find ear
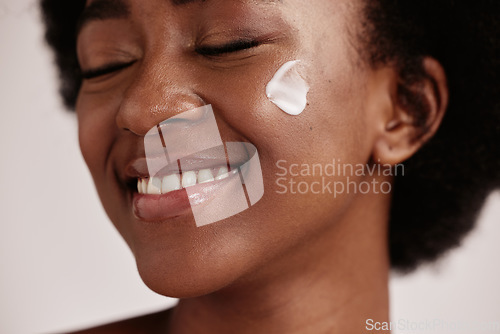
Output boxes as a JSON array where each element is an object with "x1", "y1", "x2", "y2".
[{"x1": 371, "y1": 57, "x2": 449, "y2": 165}]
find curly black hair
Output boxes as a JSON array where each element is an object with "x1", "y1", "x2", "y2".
[{"x1": 40, "y1": 0, "x2": 500, "y2": 272}]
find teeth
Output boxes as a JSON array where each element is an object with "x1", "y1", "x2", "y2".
[
  {"x1": 162, "y1": 174, "x2": 181, "y2": 193},
  {"x1": 137, "y1": 167, "x2": 236, "y2": 195},
  {"x1": 215, "y1": 166, "x2": 229, "y2": 180},
  {"x1": 181, "y1": 171, "x2": 197, "y2": 188},
  {"x1": 197, "y1": 169, "x2": 214, "y2": 183},
  {"x1": 147, "y1": 177, "x2": 162, "y2": 195}
]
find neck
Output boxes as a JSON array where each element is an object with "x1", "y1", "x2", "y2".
[{"x1": 167, "y1": 181, "x2": 391, "y2": 334}]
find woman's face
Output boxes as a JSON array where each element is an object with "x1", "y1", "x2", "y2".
[{"x1": 76, "y1": 0, "x2": 380, "y2": 297}]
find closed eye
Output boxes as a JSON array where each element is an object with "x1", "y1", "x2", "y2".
[
  {"x1": 81, "y1": 61, "x2": 136, "y2": 80},
  {"x1": 195, "y1": 39, "x2": 260, "y2": 56}
]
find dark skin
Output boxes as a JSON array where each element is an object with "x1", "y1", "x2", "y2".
[{"x1": 73, "y1": 0, "x2": 448, "y2": 333}]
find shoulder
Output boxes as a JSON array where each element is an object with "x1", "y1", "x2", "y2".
[{"x1": 65, "y1": 308, "x2": 173, "y2": 334}]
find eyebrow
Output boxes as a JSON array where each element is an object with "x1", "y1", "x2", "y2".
[
  {"x1": 77, "y1": 0, "x2": 130, "y2": 33},
  {"x1": 77, "y1": 0, "x2": 207, "y2": 33},
  {"x1": 77, "y1": 0, "x2": 277, "y2": 33}
]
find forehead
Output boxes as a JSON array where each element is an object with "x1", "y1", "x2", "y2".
[
  {"x1": 79, "y1": 0, "x2": 284, "y2": 31},
  {"x1": 83, "y1": 0, "x2": 282, "y2": 13}
]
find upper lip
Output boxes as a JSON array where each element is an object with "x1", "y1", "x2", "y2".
[{"x1": 120, "y1": 142, "x2": 253, "y2": 190}]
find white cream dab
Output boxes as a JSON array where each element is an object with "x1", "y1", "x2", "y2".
[{"x1": 266, "y1": 60, "x2": 310, "y2": 116}]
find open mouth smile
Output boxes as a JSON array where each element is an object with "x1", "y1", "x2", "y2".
[{"x1": 136, "y1": 166, "x2": 237, "y2": 195}]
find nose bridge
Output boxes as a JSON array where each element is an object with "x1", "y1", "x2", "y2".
[{"x1": 116, "y1": 56, "x2": 204, "y2": 136}]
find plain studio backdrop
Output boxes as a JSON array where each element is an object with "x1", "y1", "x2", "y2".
[{"x1": 0, "y1": 2, "x2": 499, "y2": 334}]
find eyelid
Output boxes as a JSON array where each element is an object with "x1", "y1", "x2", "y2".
[
  {"x1": 81, "y1": 60, "x2": 137, "y2": 80},
  {"x1": 195, "y1": 39, "x2": 261, "y2": 56}
]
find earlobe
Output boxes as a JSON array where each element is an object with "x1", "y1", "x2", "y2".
[{"x1": 372, "y1": 57, "x2": 449, "y2": 165}]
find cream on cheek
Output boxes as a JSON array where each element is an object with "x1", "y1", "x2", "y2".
[{"x1": 265, "y1": 60, "x2": 310, "y2": 116}]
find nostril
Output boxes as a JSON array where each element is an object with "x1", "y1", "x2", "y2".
[
  {"x1": 151, "y1": 95, "x2": 207, "y2": 116},
  {"x1": 116, "y1": 90, "x2": 207, "y2": 136}
]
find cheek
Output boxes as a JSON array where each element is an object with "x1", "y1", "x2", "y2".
[
  {"x1": 303, "y1": 32, "x2": 371, "y2": 166},
  {"x1": 307, "y1": 73, "x2": 369, "y2": 160},
  {"x1": 76, "y1": 95, "x2": 117, "y2": 183},
  {"x1": 225, "y1": 55, "x2": 370, "y2": 243},
  {"x1": 76, "y1": 95, "x2": 133, "y2": 240}
]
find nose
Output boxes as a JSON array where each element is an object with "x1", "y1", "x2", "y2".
[{"x1": 115, "y1": 58, "x2": 205, "y2": 136}]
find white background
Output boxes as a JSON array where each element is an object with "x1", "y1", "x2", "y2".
[{"x1": 0, "y1": 2, "x2": 498, "y2": 333}]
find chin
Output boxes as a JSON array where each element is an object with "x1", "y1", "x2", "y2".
[{"x1": 133, "y1": 241, "x2": 251, "y2": 298}]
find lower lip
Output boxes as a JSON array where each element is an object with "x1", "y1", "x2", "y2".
[{"x1": 132, "y1": 172, "x2": 238, "y2": 223}]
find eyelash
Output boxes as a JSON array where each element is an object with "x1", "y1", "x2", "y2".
[
  {"x1": 80, "y1": 40, "x2": 260, "y2": 79},
  {"x1": 81, "y1": 61, "x2": 136, "y2": 80},
  {"x1": 195, "y1": 39, "x2": 261, "y2": 56}
]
